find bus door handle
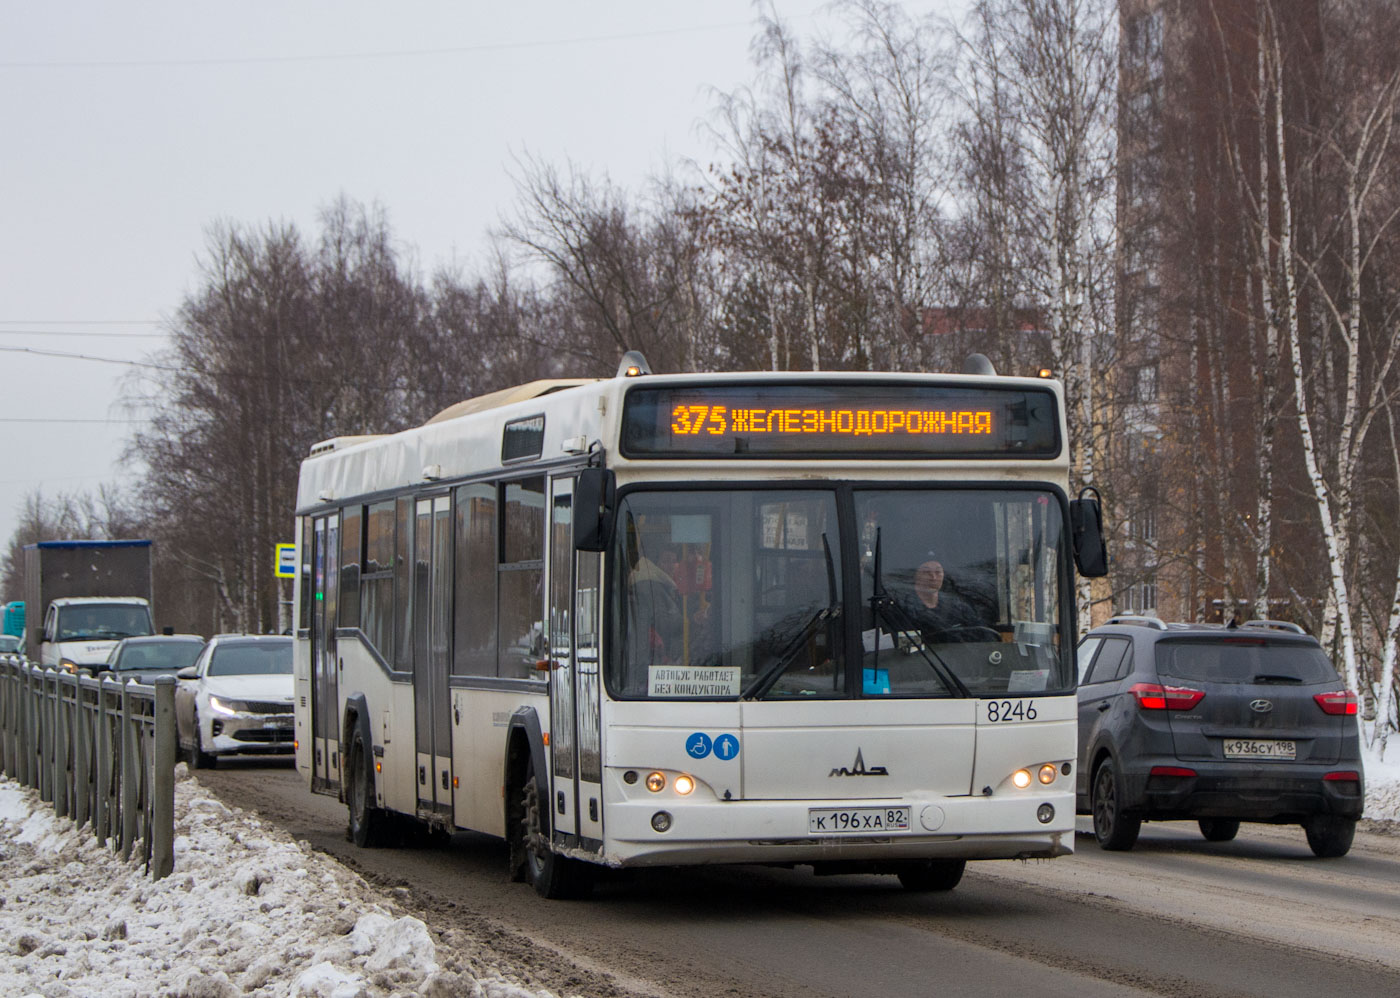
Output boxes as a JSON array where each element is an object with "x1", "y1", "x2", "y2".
[{"x1": 1096, "y1": 701, "x2": 1110, "y2": 712}]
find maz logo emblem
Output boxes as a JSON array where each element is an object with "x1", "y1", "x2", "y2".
[
  {"x1": 1250, "y1": 699, "x2": 1274, "y2": 714},
  {"x1": 829, "y1": 748, "x2": 888, "y2": 777}
]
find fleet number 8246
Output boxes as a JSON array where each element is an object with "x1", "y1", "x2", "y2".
[{"x1": 985, "y1": 700, "x2": 1038, "y2": 722}]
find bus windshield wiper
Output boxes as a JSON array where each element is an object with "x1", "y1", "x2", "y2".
[
  {"x1": 742, "y1": 604, "x2": 840, "y2": 699},
  {"x1": 743, "y1": 533, "x2": 840, "y2": 700},
  {"x1": 869, "y1": 528, "x2": 971, "y2": 699}
]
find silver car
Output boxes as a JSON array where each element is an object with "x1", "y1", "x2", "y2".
[{"x1": 175, "y1": 634, "x2": 293, "y2": 768}]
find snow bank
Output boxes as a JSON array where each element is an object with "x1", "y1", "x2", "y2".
[
  {"x1": 1363, "y1": 738, "x2": 1400, "y2": 823},
  {"x1": 2, "y1": 746, "x2": 1397, "y2": 996},
  {"x1": 0, "y1": 770, "x2": 558, "y2": 998}
]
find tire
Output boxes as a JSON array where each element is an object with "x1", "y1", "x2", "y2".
[
  {"x1": 517, "y1": 760, "x2": 594, "y2": 899},
  {"x1": 1303, "y1": 815, "x2": 1355, "y2": 858},
  {"x1": 1091, "y1": 757, "x2": 1141, "y2": 851},
  {"x1": 896, "y1": 859, "x2": 966, "y2": 892},
  {"x1": 347, "y1": 736, "x2": 388, "y2": 848},
  {"x1": 188, "y1": 713, "x2": 217, "y2": 770},
  {"x1": 1198, "y1": 818, "x2": 1240, "y2": 842}
]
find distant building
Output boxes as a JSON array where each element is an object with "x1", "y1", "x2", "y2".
[{"x1": 1116, "y1": 0, "x2": 1323, "y2": 623}]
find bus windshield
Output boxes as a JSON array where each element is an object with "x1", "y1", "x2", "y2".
[{"x1": 607, "y1": 487, "x2": 1070, "y2": 700}]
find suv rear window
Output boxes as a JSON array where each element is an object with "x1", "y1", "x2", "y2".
[{"x1": 1155, "y1": 638, "x2": 1338, "y2": 684}]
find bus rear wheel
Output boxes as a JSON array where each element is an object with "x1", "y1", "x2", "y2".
[
  {"x1": 896, "y1": 859, "x2": 966, "y2": 891},
  {"x1": 347, "y1": 735, "x2": 387, "y2": 848},
  {"x1": 517, "y1": 760, "x2": 594, "y2": 899}
]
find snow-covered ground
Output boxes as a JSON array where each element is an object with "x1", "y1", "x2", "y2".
[
  {"x1": 0, "y1": 766, "x2": 555, "y2": 998},
  {"x1": 1361, "y1": 738, "x2": 1400, "y2": 826},
  {"x1": 2, "y1": 744, "x2": 1399, "y2": 998}
]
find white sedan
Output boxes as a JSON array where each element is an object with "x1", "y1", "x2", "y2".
[{"x1": 175, "y1": 634, "x2": 293, "y2": 768}]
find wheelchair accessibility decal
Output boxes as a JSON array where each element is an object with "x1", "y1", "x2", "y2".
[{"x1": 686, "y1": 732, "x2": 740, "y2": 760}]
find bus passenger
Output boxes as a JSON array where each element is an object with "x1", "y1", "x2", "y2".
[{"x1": 626, "y1": 545, "x2": 683, "y2": 668}]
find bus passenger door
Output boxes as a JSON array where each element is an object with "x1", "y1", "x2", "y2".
[
  {"x1": 574, "y1": 529, "x2": 605, "y2": 846},
  {"x1": 413, "y1": 496, "x2": 454, "y2": 819},
  {"x1": 310, "y1": 514, "x2": 339, "y2": 791},
  {"x1": 548, "y1": 477, "x2": 604, "y2": 852}
]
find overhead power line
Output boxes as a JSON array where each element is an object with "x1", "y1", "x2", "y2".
[
  {"x1": 0, "y1": 343, "x2": 406, "y2": 392},
  {"x1": 0, "y1": 330, "x2": 165, "y2": 338},
  {"x1": 0, "y1": 473, "x2": 117, "y2": 486},
  {"x1": 0, "y1": 417, "x2": 148, "y2": 424},
  {"x1": 0, "y1": 20, "x2": 753, "y2": 70}
]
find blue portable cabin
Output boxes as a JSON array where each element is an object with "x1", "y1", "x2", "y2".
[{"x1": 1, "y1": 601, "x2": 23, "y2": 639}]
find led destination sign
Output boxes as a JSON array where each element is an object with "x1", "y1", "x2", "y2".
[
  {"x1": 622, "y1": 384, "x2": 1060, "y2": 458},
  {"x1": 671, "y1": 403, "x2": 993, "y2": 438}
]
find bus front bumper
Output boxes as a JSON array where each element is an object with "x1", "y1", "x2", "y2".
[{"x1": 602, "y1": 790, "x2": 1075, "y2": 867}]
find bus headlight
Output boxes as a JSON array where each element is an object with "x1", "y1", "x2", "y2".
[
  {"x1": 1012, "y1": 769, "x2": 1032, "y2": 789},
  {"x1": 1039, "y1": 764, "x2": 1058, "y2": 785},
  {"x1": 645, "y1": 772, "x2": 666, "y2": 793},
  {"x1": 651, "y1": 811, "x2": 673, "y2": 832},
  {"x1": 673, "y1": 775, "x2": 695, "y2": 795},
  {"x1": 1037, "y1": 803, "x2": 1055, "y2": 824}
]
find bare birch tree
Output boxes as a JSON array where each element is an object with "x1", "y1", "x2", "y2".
[{"x1": 954, "y1": 0, "x2": 1118, "y2": 628}]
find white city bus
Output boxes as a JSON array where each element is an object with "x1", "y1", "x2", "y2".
[{"x1": 293, "y1": 353, "x2": 1107, "y2": 897}]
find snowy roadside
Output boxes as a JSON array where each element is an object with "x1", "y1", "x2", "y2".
[
  {"x1": 2, "y1": 745, "x2": 1399, "y2": 998},
  {"x1": 0, "y1": 767, "x2": 559, "y2": 998},
  {"x1": 1362, "y1": 739, "x2": 1400, "y2": 827}
]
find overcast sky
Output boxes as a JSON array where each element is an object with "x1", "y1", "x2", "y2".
[{"x1": 0, "y1": 1, "x2": 957, "y2": 564}]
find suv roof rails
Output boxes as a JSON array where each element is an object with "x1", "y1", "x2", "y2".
[
  {"x1": 1105, "y1": 614, "x2": 1169, "y2": 630},
  {"x1": 1241, "y1": 619, "x2": 1307, "y2": 635}
]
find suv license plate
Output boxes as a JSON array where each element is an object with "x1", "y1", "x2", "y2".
[
  {"x1": 808, "y1": 806, "x2": 911, "y2": 834},
  {"x1": 1223, "y1": 738, "x2": 1296, "y2": 760}
]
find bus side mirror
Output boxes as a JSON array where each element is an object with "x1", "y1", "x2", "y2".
[
  {"x1": 1070, "y1": 488, "x2": 1108, "y2": 578},
  {"x1": 575, "y1": 466, "x2": 616, "y2": 552}
]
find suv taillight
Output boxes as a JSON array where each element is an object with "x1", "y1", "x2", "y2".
[
  {"x1": 1313, "y1": 690, "x2": 1358, "y2": 715},
  {"x1": 1130, "y1": 682, "x2": 1205, "y2": 710}
]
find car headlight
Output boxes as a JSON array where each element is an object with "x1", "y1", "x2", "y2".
[
  {"x1": 208, "y1": 695, "x2": 241, "y2": 716},
  {"x1": 59, "y1": 658, "x2": 80, "y2": 673}
]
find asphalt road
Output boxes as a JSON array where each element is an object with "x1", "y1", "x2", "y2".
[{"x1": 194, "y1": 758, "x2": 1400, "y2": 998}]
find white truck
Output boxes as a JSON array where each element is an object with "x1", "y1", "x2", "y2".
[{"x1": 22, "y1": 540, "x2": 155, "y2": 672}]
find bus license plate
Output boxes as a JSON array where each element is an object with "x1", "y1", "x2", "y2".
[
  {"x1": 808, "y1": 806, "x2": 911, "y2": 834},
  {"x1": 1223, "y1": 738, "x2": 1296, "y2": 760}
]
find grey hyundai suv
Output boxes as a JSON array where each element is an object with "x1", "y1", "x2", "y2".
[{"x1": 1076, "y1": 617, "x2": 1364, "y2": 857}]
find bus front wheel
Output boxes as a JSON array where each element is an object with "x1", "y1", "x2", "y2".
[{"x1": 516, "y1": 759, "x2": 594, "y2": 899}]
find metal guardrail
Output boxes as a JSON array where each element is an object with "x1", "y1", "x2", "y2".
[{"x1": 0, "y1": 652, "x2": 175, "y2": 879}]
